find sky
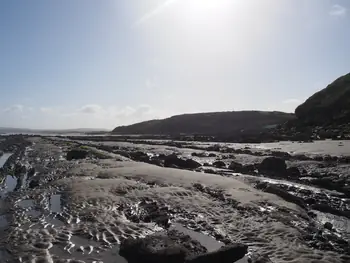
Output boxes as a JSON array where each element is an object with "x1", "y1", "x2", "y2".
[{"x1": 1, "y1": 0, "x2": 350, "y2": 129}]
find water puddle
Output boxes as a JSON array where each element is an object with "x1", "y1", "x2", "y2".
[
  {"x1": 172, "y1": 223, "x2": 223, "y2": 252},
  {"x1": 50, "y1": 194, "x2": 62, "y2": 213},
  {"x1": 0, "y1": 214, "x2": 8, "y2": 228},
  {"x1": 172, "y1": 223, "x2": 249, "y2": 263},
  {"x1": 0, "y1": 153, "x2": 12, "y2": 167},
  {"x1": 0, "y1": 175, "x2": 18, "y2": 196},
  {"x1": 18, "y1": 199, "x2": 34, "y2": 208}
]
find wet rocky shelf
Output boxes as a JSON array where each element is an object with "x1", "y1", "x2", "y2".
[{"x1": 0, "y1": 135, "x2": 349, "y2": 263}]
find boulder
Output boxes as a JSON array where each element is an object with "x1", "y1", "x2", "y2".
[
  {"x1": 129, "y1": 151, "x2": 150, "y2": 162},
  {"x1": 212, "y1": 161, "x2": 226, "y2": 168},
  {"x1": 120, "y1": 231, "x2": 207, "y2": 263},
  {"x1": 27, "y1": 167, "x2": 35, "y2": 178},
  {"x1": 228, "y1": 161, "x2": 243, "y2": 172},
  {"x1": 120, "y1": 236, "x2": 188, "y2": 263},
  {"x1": 164, "y1": 155, "x2": 201, "y2": 170},
  {"x1": 311, "y1": 204, "x2": 350, "y2": 219},
  {"x1": 14, "y1": 163, "x2": 26, "y2": 175},
  {"x1": 305, "y1": 197, "x2": 316, "y2": 205},
  {"x1": 324, "y1": 222, "x2": 333, "y2": 231},
  {"x1": 66, "y1": 149, "x2": 88, "y2": 160},
  {"x1": 286, "y1": 167, "x2": 301, "y2": 178},
  {"x1": 29, "y1": 179, "x2": 39, "y2": 189},
  {"x1": 258, "y1": 157, "x2": 287, "y2": 175},
  {"x1": 261, "y1": 184, "x2": 306, "y2": 209},
  {"x1": 186, "y1": 243, "x2": 248, "y2": 263}
]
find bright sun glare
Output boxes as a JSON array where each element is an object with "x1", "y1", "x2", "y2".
[{"x1": 181, "y1": 0, "x2": 235, "y2": 24}]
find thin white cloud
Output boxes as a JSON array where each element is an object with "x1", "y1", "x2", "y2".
[
  {"x1": 3, "y1": 104, "x2": 24, "y2": 113},
  {"x1": 133, "y1": 0, "x2": 177, "y2": 27},
  {"x1": 78, "y1": 104, "x2": 103, "y2": 114},
  {"x1": 329, "y1": 4, "x2": 347, "y2": 17}
]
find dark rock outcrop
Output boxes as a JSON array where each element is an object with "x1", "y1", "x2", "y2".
[
  {"x1": 311, "y1": 204, "x2": 350, "y2": 219},
  {"x1": 256, "y1": 182, "x2": 306, "y2": 209},
  {"x1": 120, "y1": 231, "x2": 207, "y2": 263},
  {"x1": 164, "y1": 155, "x2": 201, "y2": 170},
  {"x1": 258, "y1": 157, "x2": 287, "y2": 175},
  {"x1": 228, "y1": 161, "x2": 243, "y2": 172},
  {"x1": 212, "y1": 161, "x2": 226, "y2": 168},
  {"x1": 186, "y1": 243, "x2": 248, "y2": 263},
  {"x1": 66, "y1": 149, "x2": 88, "y2": 160},
  {"x1": 324, "y1": 222, "x2": 333, "y2": 231},
  {"x1": 286, "y1": 167, "x2": 301, "y2": 178}
]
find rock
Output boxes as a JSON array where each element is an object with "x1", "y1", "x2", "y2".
[
  {"x1": 120, "y1": 231, "x2": 207, "y2": 263},
  {"x1": 286, "y1": 167, "x2": 301, "y2": 178},
  {"x1": 212, "y1": 161, "x2": 226, "y2": 168},
  {"x1": 129, "y1": 151, "x2": 149, "y2": 162},
  {"x1": 221, "y1": 154, "x2": 236, "y2": 159},
  {"x1": 255, "y1": 182, "x2": 268, "y2": 190},
  {"x1": 228, "y1": 162, "x2": 255, "y2": 174},
  {"x1": 208, "y1": 153, "x2": 217, "y2": 157},
  {"x1": 305, "y1": 197, "x2": 316, "y2": 205},
  {"x1": 29, "y1": 179, "x2": 39, "y2": 189},
  {"x1": 248, "y1": 254, "x2": 273, "y2": 263},
  {"x1": 192, "y1": 152, "x2": 210, "y2": 157},
  {"x1": 324, "y1": 222, "x2": 333, "y2": 231},
  {"x1": 66, "y1": 149, "x2": 88, "y2": 160},
  {"x1": 27, "y1": 167, "x2": 35, "y2": 177},
  {"x1": 311, "y1": 204, "x2": 350, "y2": 219},
  {"x1": 164, "y1": 155, "x2": 201, "y2": 170},
  {"x1": 207, "y1": 145, "x2": 221, "y2": 152},
  {"x1": 120, "y1": 236, "x2": 188, "y2": 263},
  {"x1": 228, "y1": 161, "x2": 243, "y2": 172},
  {"x1": 242, "y1": 164, "x2": 257, "y2": 174},
  {"x1": 307, "y1": 211, "x2": 317, "y2": 218},
  {"x1": 294, "y1": 154, "x2": 311, "y2": 161},
  {"x1": 186, "y1": 243, "x2": 248, "y2": 263},
  {"x1": 263, "y1": 185, "x2": 306, "y2": 208},
  {"x1": 203, "y1": 169, "x2": 216, "y2": 174},
  {"x1": 271, "y1": 151, "x2": 291, "y2": 159},
  {"x1": 314, "y1": 156, "x2": 324, "y2": 162},
  {"x1": 258, "y1": 157, "x2": 287, "y2": 176},
  {"x1": 148, "y1": 158, "x2": 164, "y2": 167},
  {"x1": 14, "y1": 163, "x2": 26, "y2": 175},
  {"x1": 122, "y1": 199, "x2": 171, "y2": 228}
]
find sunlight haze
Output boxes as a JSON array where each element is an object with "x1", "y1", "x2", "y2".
[{"x1": 1, "y1": 0, "x2": 350, "y2": 129}]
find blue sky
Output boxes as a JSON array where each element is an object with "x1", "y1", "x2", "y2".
[{"x1": 1, "y1": 0, "x2": 350, "y2": 129}]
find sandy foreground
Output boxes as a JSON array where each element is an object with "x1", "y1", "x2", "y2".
[{"x1": 0, "y1": 137, "x2": 349, "y2": 263}]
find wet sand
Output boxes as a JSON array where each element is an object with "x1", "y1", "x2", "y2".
[{"x1": 0, "y1": 136, "x2": 349, "y2": 263}]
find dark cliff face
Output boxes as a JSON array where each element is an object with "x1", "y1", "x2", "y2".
[
  {"x1": 295, "y1": 73, "x2": 350, "y2": 125},
  {"x1": 112, "y1": 111, "x2": 295, "y2": 136}
]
